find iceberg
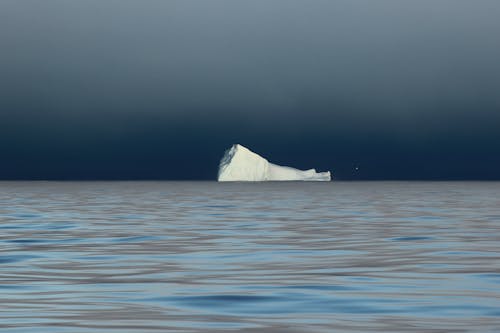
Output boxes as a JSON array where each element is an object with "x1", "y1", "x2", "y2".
[{"x1": 217, "y1": 144, "x2": 331, "y2": 182}]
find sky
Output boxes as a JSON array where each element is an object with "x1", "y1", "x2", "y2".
[{"x1": 1, "y1": 0, "x2": 500, "y2": 180}]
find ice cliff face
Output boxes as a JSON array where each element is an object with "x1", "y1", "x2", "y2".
[{"x1": 217, "y1": 144, "x2": 331, "y2": 182}]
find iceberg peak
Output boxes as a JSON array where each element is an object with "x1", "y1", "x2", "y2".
[{"x1": 217, "y1": 144, "x2": 331, "y2": 182}]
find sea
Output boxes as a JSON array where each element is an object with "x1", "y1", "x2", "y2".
[{"x1": 0, "y1": 181, "x2": 499, "y2": 332}]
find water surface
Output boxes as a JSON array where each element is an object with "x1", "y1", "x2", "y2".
[{"x1": 1, "y1": 181, "x2": 499, "y2": 332}]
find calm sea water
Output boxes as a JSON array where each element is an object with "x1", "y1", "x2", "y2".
[{"x1": 1, "y1": 181, "x2": 499, "y2": 332}]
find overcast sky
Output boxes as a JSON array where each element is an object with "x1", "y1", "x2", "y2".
[{"x1": 1, "y1": 0, "x2": 500, "y2": 179}]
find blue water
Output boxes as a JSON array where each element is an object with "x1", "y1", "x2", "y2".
[{"x1": 0, "y1": 181, "x2": 499, "y2": 332}]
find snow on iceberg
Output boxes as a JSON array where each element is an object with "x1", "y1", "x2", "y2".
[{"x1": 217, "y1": 144, "x2": 331, "y2": 182}]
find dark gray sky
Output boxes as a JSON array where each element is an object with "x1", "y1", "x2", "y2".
[{"x1": 1, "y1": 0, "x2": 500, "y2": 179}]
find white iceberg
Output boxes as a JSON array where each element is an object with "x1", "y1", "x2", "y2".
[{"x1": 217, "y1": 144, "x2": 331, "y2": 182}]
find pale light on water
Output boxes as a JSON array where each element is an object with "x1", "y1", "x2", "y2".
[{"x1": 1, "y1": 181, "x2": 500, "y2": 332}]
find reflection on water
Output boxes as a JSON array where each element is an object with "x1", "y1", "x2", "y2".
[{"x1": 0, "y1": 181, "x2": 499, "y2": 332}]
